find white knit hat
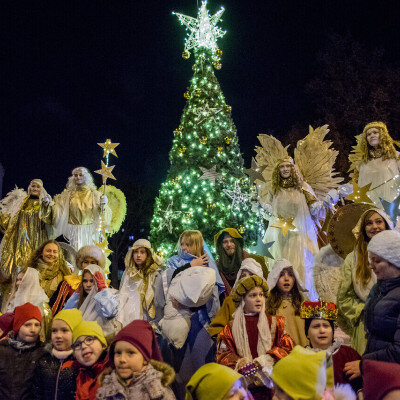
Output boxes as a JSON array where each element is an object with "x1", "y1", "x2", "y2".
[
  {"x1": 233, "y1": 257, "x2": 263, "y2": 287},
  {"x1": 267, "y1": 259, "x2": 307, "y2": 292},
  {"x1": 367, "y1": 230, "x2": 400, "y2": 268}
]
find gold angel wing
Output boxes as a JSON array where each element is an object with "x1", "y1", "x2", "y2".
[
  {"x1": 294, "y1": 125, "x2": 342, "y2": 199},
  {"x1": 104, "y1": 185, "x2": 127, "y2": 236},
  {"x1": 348, "y1": 133, "x2": 364, "y2": 181},
  {"x1": 254, "y1": 134, "x2": 289, "y2": 192}
]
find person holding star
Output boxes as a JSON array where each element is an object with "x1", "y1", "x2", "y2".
[{"x1": 40, "y1": 167, "x2": 112, "y2": 251}]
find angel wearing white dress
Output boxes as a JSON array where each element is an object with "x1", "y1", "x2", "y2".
[
  {"x1": 349, "y1": 121, "x2": 400, "y2": 207},
  {"x1": 254, "y1": 125, "x2": 346, "y2": 300}
]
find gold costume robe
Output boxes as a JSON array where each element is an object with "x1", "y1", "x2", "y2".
[
  {"x1": 0, "y1": 197, "x2": 48, "y2": 281},
  {"x1": 36, "y1": 259, "x2": 71, "y2": 298}
]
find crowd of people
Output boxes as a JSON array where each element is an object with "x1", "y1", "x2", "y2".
[{"x1": 0, "y1": 120, "x2": 399, "y2": 400}]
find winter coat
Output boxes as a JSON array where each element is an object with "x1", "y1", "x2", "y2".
[
  {"x1": 33, "y1": 346, "x2": 77, "y2": 400},
  {"x1": 96, "y1": 360, "x2": 176, "y2": 400},
  {"x1": 0, "y1": 333, "x2": 45, "y2": 400},
  {"x1": 363, "y1": 276, "x2": 400, "y2": 363}
]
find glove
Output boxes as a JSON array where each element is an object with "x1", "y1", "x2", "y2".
[
  {"x1": 338, "y1": 183, "x2": 353, "y2": 198},
  {"x1": 42, "y1": 194, "x2": 51, "y2": 206},
  {"x1": 324, "y1": 189, "x2": 339, "y2": 205},
  {"x1": 94, "y1": 271, "x2": 107, "y2": 292},
  {"x1": 100, "y1": 195, "x2": 108, "y2": 205},
  {"x1": 310, "y1": 200, "x2": 324, "y2": 217}
]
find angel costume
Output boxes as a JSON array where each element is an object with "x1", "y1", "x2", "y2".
[
  {"x1": 0, "y1": 180, "x2": 49, "y2": 283},
  {"x1": 40, "y1": 167, "x2": 111, "y2": 250},
  {"x1": 254, "y1": 126, "x2": 342, "y2": 300},
  {"x1": 349, "y1": 121, "x2": 400, "y2": 208}
]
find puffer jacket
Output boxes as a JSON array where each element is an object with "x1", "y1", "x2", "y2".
[
  {"x1": 363, "y1": 276, "x2": 400, "y2": 362},
  {"x1": 0, "y1": 333, "x2": 45, "y2": 400},
  {"x1": 96, "y1": 360, "x2": 176, "y2": 400},
  {"x1": 33, "y1": 345, "x2": 77, "y2": 400}
]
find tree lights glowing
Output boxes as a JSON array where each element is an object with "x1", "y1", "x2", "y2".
[{"x1": 149, "y1": 2, "x2": 260, "y2": 256}]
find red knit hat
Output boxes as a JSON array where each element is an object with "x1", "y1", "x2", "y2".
[
  {"x1": 109, "y1": 320, "x2": 162, "y2": 367},
  {"x1": 0, "y1": 312, "x2": 14, "y2": 338},
  {"x1": 12, "y1": 303, "x2": 42, "y2": 333},
  {"x1": 362, "y1": 359, "x2": 400, "y2": 400}
]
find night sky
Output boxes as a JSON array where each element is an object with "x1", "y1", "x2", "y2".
[{"x1": 1, "y1": 0, "x2": 399, "y2": 197}]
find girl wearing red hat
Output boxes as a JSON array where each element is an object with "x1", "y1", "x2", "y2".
[
  {"x1": 0, "y1": 302, "x2": 45, "y2": 399},
  {"x1": 96, "y1": 320, "x2": 176, "y2": 400}
]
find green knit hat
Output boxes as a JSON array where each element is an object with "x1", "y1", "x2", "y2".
[
  {"x1": 54, "y1": 308, "x2": 82, "y2": 331},
  {"x1": 231, "y1": 275, "x2": 269, "y2": 308},
  {"x1": 72, "y1": 320, "x2": 107, "y2": 347},
  {"x1": 185, "y1": 363, "x2": 243, "y2": 400}
]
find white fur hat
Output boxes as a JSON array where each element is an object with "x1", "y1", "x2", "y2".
[
  {"x1": 267, "y1": 259, "x2": 307, "y2": 292},
  {"x1": 233, "y1": 258, "x2": 263, "y2": 287},
  {"x1": 367, "y1": 230, "x2": 400, "y2": 268}
]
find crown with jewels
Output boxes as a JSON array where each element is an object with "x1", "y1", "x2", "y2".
[{"x1": 300, "y1": 300, "x2": 338, "y2": 321}]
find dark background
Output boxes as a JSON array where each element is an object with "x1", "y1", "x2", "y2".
[{"x1": 1, "y1": 0, "x2": 400, "y2": 235}]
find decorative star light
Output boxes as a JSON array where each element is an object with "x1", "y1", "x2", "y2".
[
  {"x1": 94, "y1": 238, "x2": 113, "y2": 255},
  {"x1": 223, "y1": 181, "x2": 252, "y2": 211},
  {"x1": 380, "y1": 196, "x2": 400, "y2": 226},
  {"x1": 159, "y1": 202, "x2": 183, "y2": 234},
  {"x1": 199, "y1": 165, "x2": 222, "y2": 184},
  {"x1": 346, "y1": 181, "x2": 373, "y2": 204},
  {"x1": 194, "y1": 104, "x2": 222, "y2": 124},
  {"x1": 270, "y1": 215, "x2": 296, "y2": 237},
  {"x1": 95, "y1": 160, "x2": 116, "y2": 183},
  {"x1": 98, "y1": 139, "x2": 119, "y2": 158},
  {"x1": 245, "y1": 157, "x2": 264, "y2": 184},
  {"x1": 173, "y1": 0, "x2": 226, "y2": 52}
]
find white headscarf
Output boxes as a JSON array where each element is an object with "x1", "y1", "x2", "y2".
[
  {"x1": 267, "y1": 259, "x2": 307, "y2": 292},
  {"x1": 233, "y1": 258, "x2": 264, "y2": 287},
  {"x1": 6, "y1": 267, "x2": 49, "y2": 312}
]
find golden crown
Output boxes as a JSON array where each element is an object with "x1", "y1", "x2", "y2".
[{"x1": 300, "y1": 301, "x2": 338, "y2": 321}]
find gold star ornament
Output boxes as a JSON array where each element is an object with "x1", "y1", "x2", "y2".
[
  {"x1": 346, "y1": 181, "x2": 373, "y2": 204},
  {"x1": 94, "y1": 238, "x2": 113, "y2": 255},
  {"x1": 95, "y1": 160, "x2": 116, "y2": 183},
  {"x1": 270, "y1": 215, "x2": 296, "y2": 237},
  {"x1": 98, "y1": 139, "x2": 119, "y2": 158}
]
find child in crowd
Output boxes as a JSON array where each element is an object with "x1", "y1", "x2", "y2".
[
  {"x1": 118, "y1": 239, "x2": 163, "y2": 326},
  {"x1": 50, "y1": 244, "x2": 106, "y2": 314},
  {"x1": 185, "y1": 363, "x2": 254, "y2": 400},
  {"x1": 64, "y1": 264, "x2": 120, "y2": 340},
  {"x1": 5, "y1": 267, "x2": 52, "y2": 340},
  {"x1": 96, "y1": 320, "x2": 176, "y2": 400},
  {"x1": 208, "y1": 258, "x2": 264, "y2": 338},
  {"x1": 266, "y1": 259, "x2": 308, "y2": 346},
  {"x1": 271, "y1": 345, "x2": 356, "y2": 400},
  {"x1": 217, "y1": 275, "x2": 294, "y2": 400},
  {"x1": 33, "y1": 308, "x2": 82, "y2": 400},
  {"x1": 0, "y1": 302, "x2": 45, "y2": 399},
  {"x1": 300, "y1": 301, "x2": 362, "y2": 393},
  {"x1": 72, "y1": 320, "x2": 109, "y2": 400}
]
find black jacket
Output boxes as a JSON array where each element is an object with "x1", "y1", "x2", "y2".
[
  {"x1": 364, "y1": 276, "x2": 400, "y2": 362},
  {"x1": 33, "y1": 347, "x2": 77, "y2": 400},
  {"x1": 0, "y1": 335, "x2": 45, "y2": 400}
]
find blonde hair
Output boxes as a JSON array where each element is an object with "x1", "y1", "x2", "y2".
[
  {"x1": 180, "y1": 230, "x2": 204, "y2": 257},
  {"x1": 361, "y1": 122, "x2": 397, "y2": 162},
  {"x1": 271, "y1": 159, "x2": 302, "y2": 194}
]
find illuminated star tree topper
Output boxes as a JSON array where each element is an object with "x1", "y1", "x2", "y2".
[{"x1": 173, "y1": 0, "x2": 226, "y2": 53}]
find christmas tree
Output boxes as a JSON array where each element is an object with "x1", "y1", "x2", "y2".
[{"x1": 150, "y1": 0, "x2": 260, "y2": 256}]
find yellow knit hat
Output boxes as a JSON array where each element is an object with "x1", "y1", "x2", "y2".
[
  {"x1": 72, "y1": 320, "x2": 107, "y2": 347},
  {"x1": 54, "y1": 308, "x2": 83, "y2": 331},
  {"x1": 272, "y1": 346, "x2": 327, "y2": 400},
  {"x1": 231, "y1": 275, "x2": 268, "y2": 308}
]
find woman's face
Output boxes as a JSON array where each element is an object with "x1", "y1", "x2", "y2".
[
  {"x1": 82, "y1": 271, "x2": 94, "y2": 294},
  {"x1": 243, "y1": 286, "x2": 265, "y2": 314},
  {"x1": 133, "y1": 247, "x2": 147, "y2": 267},
  {"x1": 279, "y1": 162, "x2": 292, "y2": 179},
  {"x1": 369, "y1": 252, "x2": 400, "y2": 280},
  {"x1": 42, "y1": 243, "x2": 59, "y2": 264},
  {"x1": 276, "y1": 267, "x2": 295, "y2": 293},
  {"x1": 366, "y1": 127, "x2": 380, "y2": 147},
  {"x1": 307, "y1": 318, "x2": 333, "y2": 350},
  {"x1": 364, "y1": 212, "x2": 386, "y2": 239},
  {"x1": 16, "y1": 272, "x2": 25, "y2": 288},
  {"x1": 81, "y1": 256, "x2": 99, "y2": 270},
  {"x1": 52, "y1": 319, "x2": 73, "y2": 351},
  {"x1": 72, "y1": 168, "x2": 86, "y2": 186}
]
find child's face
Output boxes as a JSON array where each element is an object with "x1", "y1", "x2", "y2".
[
  {"x1": 16, "y1": 272, "x2": 25, "y2": 288},
  {"x1": 82, "y1": 271, "x2": 94, "y2": 295},
  {"x1": 223, "y1": 379, "x2": 249, "y2": 400},
  {"x1": 133, "y1": 247, "x2": 147, "y2": 267},
  {"x1": 81, "y1": 256, "x2": 99, "y2": 270},
  {"x1": 18, "y1": 318, "x2": 41, "y2": 343},
  {"x1": 114, "y1": 341, "x2": 146, "y2": 381},
  {"x1": 52, "y1": 319, "x2": 73, "y2": 351},
  {"x1": 243, "y1": 287, "x2": 265, "y2": 314},
  {"x1": 276, "y1": 268, "x2": 295, "y2": 293},
  {"x1": 74, "y1": 335, "x2": 104, "y2": 366},
  {"x1": 307, "y1": 318, "x2": 333, "y2": 350},
  {"x1": 180, "y1": 238, "x2": 194, "y2": 255}
]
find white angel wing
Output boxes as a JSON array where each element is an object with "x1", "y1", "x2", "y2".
[
  {"x1": 294, "y1": 125, "x2": 342, "y2": 200},
  {"x1": 0, "y1": 187, "x2": 27, "y2": 219}
]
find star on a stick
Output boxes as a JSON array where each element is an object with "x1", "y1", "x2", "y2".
[
  {"x1": 98, "y1": 139, "x2": 119, "y2": 158},
  {"x1": 346, "y1": 181, "x2": 373, "y2": 204},
  {"x1": 173, "y1": 0, "x2": 226, "y2": 52},
  {"x1": 95, "y1": 161, "x2": 116, "y2": 184},
  {"x1": 94, "y1": 238, "x2": 113, "y2": 255},
  {"x1": 245, "y1": 158, "x2": 264, "y2": 184},
  {"x1": 270, "y1": 216, "x2": 296, "y2": 237},
  {"x1": 199, "y1": 165, "x2": 222, "y2": 184}
]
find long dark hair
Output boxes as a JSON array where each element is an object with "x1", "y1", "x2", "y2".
[
  {"x1": 266, "y1": 284, "x2": 303, "y2": 316},
  {"x1": 216, "y1": 235, "x2": 244, "y2": 277}
]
